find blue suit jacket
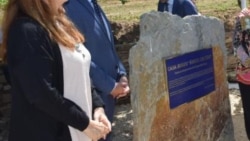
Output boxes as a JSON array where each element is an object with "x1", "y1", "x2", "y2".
[
  {"x1": 158, "y1": 0, "x2": 198, "y2": 17},
  {"x1": 65, "y1": 0, "x2": 126, "y2": 95},
  {"x1": 65, "y1": 1, "x2": 126, "y2": 123}
]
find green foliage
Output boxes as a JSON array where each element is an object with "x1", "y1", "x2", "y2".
[
  {"x1": 0, "y1": 0, "x2": 7, "y2": 8},
  {"x1": 0, "y1": 0, "x2": 6, "y2": 23},
  {"x1": 120, "y1": 0, "x2": 128, "y2": 5}
]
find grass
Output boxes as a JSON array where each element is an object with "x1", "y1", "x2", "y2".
[
  {"x1": 196, "y1": 0, "x2": 240, "y2": 16},
  {"x1": 99, "y1": 0, "x2": 241, "y2": 22},
  {"x1": 100, "y1": 0, "x2": 157, "y2": 22},
  {"x1": 0, "y1": 0, "x2": 243, "y2": 22}
]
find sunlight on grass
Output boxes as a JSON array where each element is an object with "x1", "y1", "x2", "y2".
[
  {"x1": 0, "y1": 0, "x2": 243, "y2": 22},
  {"x1": 197, "y1": 0, "x2": 240, "y2": 16},
  {"x1": 100, "y1": 0, "x2": 157, "y2": 22},
  {"x1": 99, "y1": 0, "x2": 240, "y2": 22}
]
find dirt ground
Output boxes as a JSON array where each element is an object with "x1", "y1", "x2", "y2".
[
  {"x1": 112, "y1": 87, "x2": 249, "y2": 141},
  {"x1": 229, "y1": 88, "x2": 250, "y2": 141},
  {"x1": 0, "y1": 84, "x2": 249, "y2": 141}
]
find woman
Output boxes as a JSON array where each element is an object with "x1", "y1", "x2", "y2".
[
  {"x1": 0, "y1": 0, "x2": 111, "y2": 141},
  {"x1": 233, "y1": 2, "x2": 250, "y2": 140}
]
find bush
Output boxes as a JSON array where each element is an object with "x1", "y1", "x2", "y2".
[{"x1": 0, "y1": 0, "x2": 7, "y2": 9}]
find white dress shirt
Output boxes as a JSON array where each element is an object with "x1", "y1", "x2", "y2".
[
  {"x1": 60, "y1": 43, "x2": 92, "y2": 141},
  {"x1": 168, "y1": 0, "x2": 174, "y2": 13}
]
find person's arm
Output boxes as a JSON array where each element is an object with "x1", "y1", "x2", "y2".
[
  {"x1": 90, "y1": 61, "x2": 128, "y2": 98},
  {"x1": 233, "y1": 8, "x2": 250, "y2": 49},
  {"x1": 92, "y1": 88, "x2": 105, "y2": 110},
  {"x1": 90, "y1": 61, "x2": 116, "y2": 94},
  {"x1": 117, "y1": 60, "x2": 127, "y2": 77},
  {"x1": 8, "y1": 19, "x2": 89, "y2": 131},
  {"x1": 239, "y1": 8, "x2": 250, "y2": 18}
]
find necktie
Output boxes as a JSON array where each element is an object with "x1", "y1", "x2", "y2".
[{"x1": 91, "y1": 0, "x2": 106, "y2": 29}]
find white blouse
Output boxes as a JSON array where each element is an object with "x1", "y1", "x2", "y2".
[{"x1": 59, "y1": 43, "x2": 92, "y2": 141}]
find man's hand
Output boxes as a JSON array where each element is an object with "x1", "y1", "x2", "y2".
[
  {"x1": 110, "y1": 82, "x2": 126, "y2": 97},
  {"x1": 116, "y1": 85, "x2": 130, "y2": 99},
  {"x1": 239, "y1": 8, "x2": 250, "y2": 18},
  {"x1": 110, "y1": 76, "x2": 130, "y2": 98},
  {"x1": 119, "y1": 76, "x2": 128, "y2": 83},
  {"x1": 116, "y1": 76, "x2": 130, "y2": 99}
]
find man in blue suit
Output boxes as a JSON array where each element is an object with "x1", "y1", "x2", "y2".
[
  {"x1": 158, "y1": 0, "x2": 198, "y2": 18},
  {"x1": 64, "y1": 1, "x2": 130, "y2": 140}
]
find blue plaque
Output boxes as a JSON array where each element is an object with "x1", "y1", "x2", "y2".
[{"x1": 165, "y1": 48, "x2": 215, "y2": 109}]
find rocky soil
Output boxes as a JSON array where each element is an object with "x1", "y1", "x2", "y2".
[{"x1": 112, "y1": 87, "x2": 250, "y2": 141}]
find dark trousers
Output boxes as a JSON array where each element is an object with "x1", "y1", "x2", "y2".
[
  {"x1": 2, "y1": 64, "x2": 11, "y2": 85},
  {"x1": 157, "y1": 1, "x2": 168, "y2": 12},
  {"x1": 239, "y1": 82, "x2": 250, "y2": 139}
]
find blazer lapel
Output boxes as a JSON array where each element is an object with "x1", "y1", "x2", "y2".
[
  {"x1": 100, "y1": 9, "x2": 114, "y2": 44},
  {"x1": 76, "y1": 0, "x2": 111, "y2": 42}
]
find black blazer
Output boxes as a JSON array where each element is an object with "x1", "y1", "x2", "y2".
[{"x1": 7, "y1": 15, "x2": 104, "y2": 141}]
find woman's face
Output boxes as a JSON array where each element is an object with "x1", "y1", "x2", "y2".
[{"x1": 44, "y1": 0, "x2": 68, "y2": 14}]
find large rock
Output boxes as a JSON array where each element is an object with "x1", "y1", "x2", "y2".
[{"x1": 129, "y1": 11, "x2": 232, "y2": 141}]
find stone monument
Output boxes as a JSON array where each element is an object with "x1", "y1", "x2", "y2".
[{"x1": 129, "y1": 11, "x2": 232, "y2": 141}]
